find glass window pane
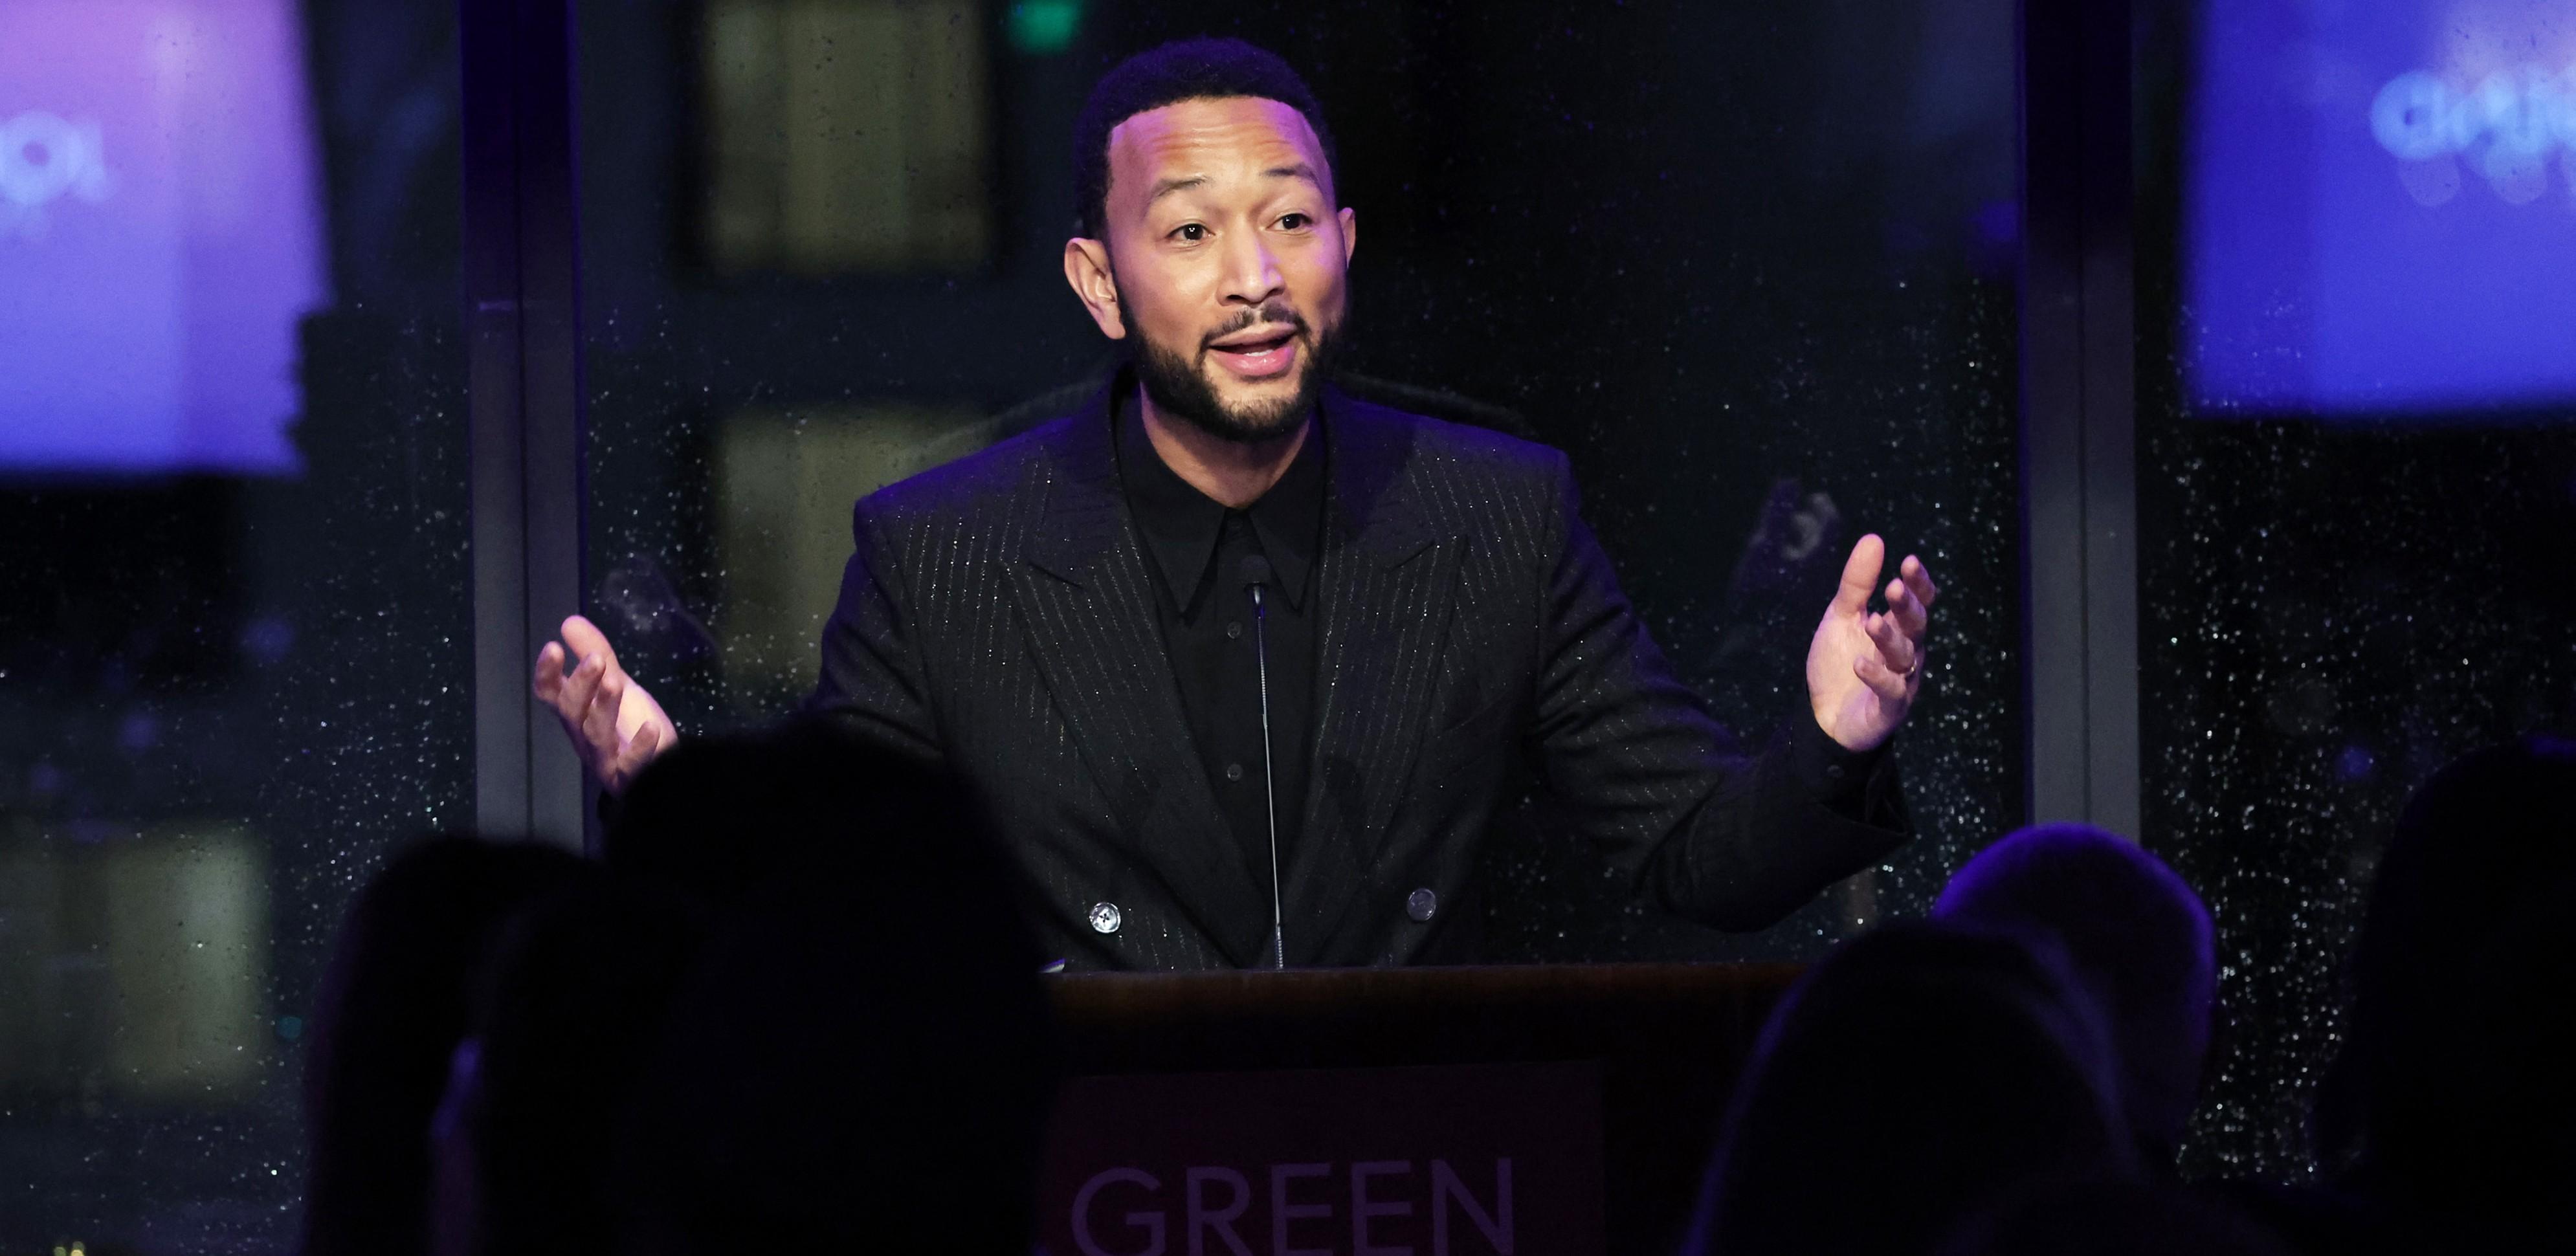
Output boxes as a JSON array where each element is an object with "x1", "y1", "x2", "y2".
[
  {"x1": 2144, "y1": 0, "x2": 2576, "y2": 1178},
  {"x1": 1, "y1": 1, "x2": 470, "y2": 1248},
  {"x1": 579, "y1": 0, "x2": 2021, "y2": 962}
]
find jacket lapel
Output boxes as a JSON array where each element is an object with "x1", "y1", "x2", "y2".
[
  {"x1": 1005, "y1": 388, "x2": 1272, "y2": 967},
  {"x1": 1284, "y1": 396, "x2": 1463, "y2": 963}
]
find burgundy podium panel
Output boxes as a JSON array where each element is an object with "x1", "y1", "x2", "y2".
[
  {"x1": 1044, "y1": 964, "x2": 1799, "y2": 1253},
  {"x1": 1038, "y1": 1061, "x2": 1605, "y2": 1256}
]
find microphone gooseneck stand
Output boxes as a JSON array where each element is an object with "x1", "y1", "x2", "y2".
[{"x1": 1238, "y1": 554, "x2": 1288, "y2": 970}]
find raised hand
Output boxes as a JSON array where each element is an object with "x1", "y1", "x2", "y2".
[
  {"x1": 1804, "y1": 534, "x2": 1938, "y2": 753},
  {"x1": 531, "y1": 614, "x2": 679, "y2": 795}
]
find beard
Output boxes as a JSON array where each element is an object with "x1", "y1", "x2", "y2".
[{"x1": 1122, "y1": 295, "x2": 1345, "y2": 445}]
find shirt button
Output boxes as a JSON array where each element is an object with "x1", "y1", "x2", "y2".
[
  {"x1": 1406, "y1": 887, "x2": 1438, "y2": 922},
  {"x1": 1226, "y1": 621, "x2": 1243, "y2": 640},
  {"x1": 1225, "y1": 762, "x2": 1245, "y2": 782},
  {"x1": 1089, "y1": 901, "x2": 1122, "y2": 934},
  {"x1": 1825, "y1": 764, "x2": 1848, "y2": 781}
]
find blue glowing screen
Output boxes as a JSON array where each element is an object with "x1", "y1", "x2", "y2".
[
  {"x1": 0, "y1": 1, "x2": 327, "y2": 474},
  {"x1": 2186, "y1": 1, "x2": 2576, "y2": 417}
]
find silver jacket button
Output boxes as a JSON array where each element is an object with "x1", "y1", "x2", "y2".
[
  {"x1": 1088, "y1": 901, "x2": 1122, "y2": 934},
  {"x1": 1406, "y1": 887, "x2": 1438, "y2": 922}
]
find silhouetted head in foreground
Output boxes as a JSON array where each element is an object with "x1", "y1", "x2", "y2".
[
  {"x1": 459, "y1": 878, "x2": 707, "y2": 1256},
  {"x1": 298, "y1": 835, "x2": 589, "y2": 1256},
  {"x1": 1933, "y1": 1180, "x2": 2291, "y2": 1256},
  {"x1": 602, "y1": 719, "x2": 1059, "y2": 1253},
  {"x1": 605, "y1": 716, "x2": 1027, "y2": 916},
  {"x1": 2315, "y1": 734, "x2": 2576, "y2": 1246},
  {"x1": 1934, "y1": 823, "x2": 2217, "y2": 1164},
  {"x1": 1683, "y1": 921, "x2": 2139, "y2": 1256}
]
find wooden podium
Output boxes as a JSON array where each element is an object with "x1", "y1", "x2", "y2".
[{"x1": 1039, "y1": 964, "x2": 1801, "y2": 1256}]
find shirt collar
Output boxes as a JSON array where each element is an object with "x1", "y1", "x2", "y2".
[{"x1": 1114, "y1": 384, "x2": 1323, "y2": 615}]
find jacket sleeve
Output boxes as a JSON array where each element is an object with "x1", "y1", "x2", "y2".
[
  {"x1": 804, "y1": 498, "x2": 946, "y2": 767},
  {"x1": 1526, "y1": 451, "x2": 1908, "y2": 931}
]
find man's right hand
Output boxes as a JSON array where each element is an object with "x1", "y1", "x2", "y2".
[{"x1": 533, "y1": 615, "x2": 679, "y2": 796}]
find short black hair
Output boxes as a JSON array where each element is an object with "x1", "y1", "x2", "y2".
[{"x1": 1071, "y1": 37, "x2": 1338, "y2": 240}]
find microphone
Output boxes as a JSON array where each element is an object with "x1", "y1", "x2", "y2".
[
  {"x1": 1236, "y1": 553, "x2": 1274, "y2": 595},
  {"x1": 1237, "y1": 554, "x2": 1287, "y2": 970}
]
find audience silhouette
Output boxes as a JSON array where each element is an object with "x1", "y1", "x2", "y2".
[
  {"x1": 603, "y1": 722, "x2": 1058, "y2": 1253},
  {"x1": 298, "y1": 836, "x2": 590, "y2": 1256},
  {"x1": 1933, "y1": 1180, "x2": 2291, "y2": 1256},
  {"x1": 297, "y1": 729, "x2": 2568, "y2": 1254},
  {"x1": 1680, "y1": 920, "x2": 2140, "y2": 1255},
  {"x1": 1933, "y1": 823, "x2": 2217, "y2": 1168},
  {"x1": 450, "y1": 877, "x2": 706, "y2": 1256},
  {"x1": 335, "y1": 721, "x2": 1058, "y2": 1254},
  {"x1": 2310, "y1": 734, "x2": 2576, "y2": 1250}
]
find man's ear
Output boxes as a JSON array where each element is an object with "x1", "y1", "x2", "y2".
[
  {"x1": 1062, "y1": 237, "x2": 1127, "y2": 340},
  {"x1": 1338, "y1": 206, "x2": 1357, "y2": 268}
]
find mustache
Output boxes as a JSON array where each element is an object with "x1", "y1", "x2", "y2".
[{"x1": 1199, "y1": 302, "x2": 1310, "y2": 351}]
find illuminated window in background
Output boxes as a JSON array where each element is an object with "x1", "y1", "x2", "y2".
[
  {"x1": 702, "y1": 0, "x2": 993, "y2": 273},
  {"x1": 2186, "y1": 0, "x2": 2576, "y2": 417},
  {"x1": 1, "y1": 828, "x2": 271, "y2": 1105},
  {"x1": 711, "y1": 404, "x2": 978, "y2": 701},
  {"x1": 0, "y1": 0, "x2": 327, "y2": 472}
]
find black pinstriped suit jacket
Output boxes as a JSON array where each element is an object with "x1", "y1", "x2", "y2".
[{"x1": 809, "y1": 379, "x2": 1907, "y2": 970}]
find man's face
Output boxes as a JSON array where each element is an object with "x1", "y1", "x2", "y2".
[{"x1": 1067, "y1": 96, "x2": 1355, "y2": 442}]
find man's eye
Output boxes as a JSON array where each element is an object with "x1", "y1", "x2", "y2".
[
  {"x1": 1278, "y1": 212, "x2": 1311, "y2": 230},
  {"x1": 1171, "y1": 223, "x2": 1207, "y2": 242}
]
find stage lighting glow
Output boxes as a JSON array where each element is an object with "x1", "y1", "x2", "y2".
[
  {"x1": 0, "y1": 0, "x2": 328, "y2": 474},
  {"x1": 2185, "y1": 1, "x2": 2576, "y2": 417}
]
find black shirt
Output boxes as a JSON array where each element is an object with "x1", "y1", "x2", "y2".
[{"x1": 1114, "y1": 389, "x2": 1324, "y2": 898}]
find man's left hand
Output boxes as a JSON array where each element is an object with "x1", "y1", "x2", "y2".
[{"x1": 1806, "y1": 534, "x2": 1938, "y2": 753}]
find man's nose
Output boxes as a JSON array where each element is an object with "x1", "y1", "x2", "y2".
[{"x1": 1218, "y1": 232, "x2": 1285, "y2": 306}]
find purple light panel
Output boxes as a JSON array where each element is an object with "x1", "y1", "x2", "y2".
[
  {"x1": 2186, "y1": 1, "x2": 2576, "y2": 417},
  {"x1": 1, "y1": 0, "x2": 326, "y2": 474}
]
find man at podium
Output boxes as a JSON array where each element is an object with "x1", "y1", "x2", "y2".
[{"x1": 533, "y1": 38, "x2": 1938, "y2": 971}]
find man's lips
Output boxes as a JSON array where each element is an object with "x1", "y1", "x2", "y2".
[{"x1": 1206, "y1": 329, "x2": 1300, "y2": 380}]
